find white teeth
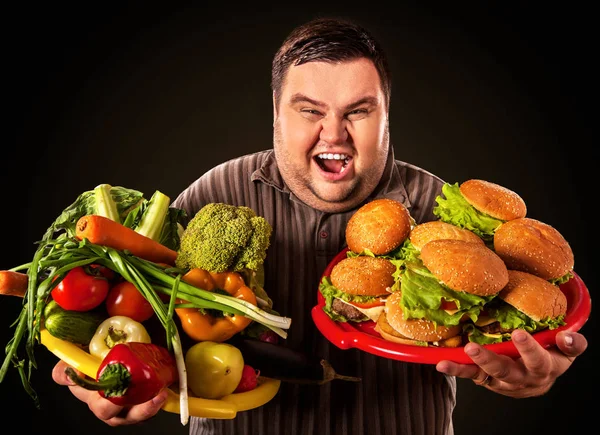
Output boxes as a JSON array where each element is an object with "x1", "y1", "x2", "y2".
[{"x1": 317, "y1": 153, "x2": 348, "y2": 160}]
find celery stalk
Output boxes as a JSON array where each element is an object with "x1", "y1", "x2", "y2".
[
  {"x1": 94, "y1": 184, "x2": 120, "y2": 222},
  {"x1": 135, "y1": 190, "x2": 170, "y2": 241}
]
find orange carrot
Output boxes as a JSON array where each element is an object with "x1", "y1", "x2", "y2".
[
  {"x1": 0, "y1": 270, "x2": 28, "y2": 297},
  {"x1": 75, "y1": 215, "x2": 178, "y2": 265}
]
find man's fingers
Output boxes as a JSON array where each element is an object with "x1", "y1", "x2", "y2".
[
  {"x1": 119, "y1": 389, "x2": 168, "y2": 423},
  {"x1": 556, "y1": 331, "x2": 587, "y2": 358},
  {"x1": 86, "y1": 392, "x2": 126, "y2": 422},
  {"x1": 52, "y1": 360, "x2": 76, "y2": 385},
  {"x1": 463, "y1": 341, "x2": 523, "y2": 384},
  {"x1": 508, "y1": 329, "x2": 552, "y2": 379},
  {"x1": 52, "y1": 359, "x2": 126, "y2": 421},
  {"x1": 436, "y1": 360, "x2": 480, "y2": 380},
  {"x1": 95, "y1": 390, "x2": 168, "y2": 426},
  {"x1": 51, "y1": 358, "x2": 167, "y2": 425}
]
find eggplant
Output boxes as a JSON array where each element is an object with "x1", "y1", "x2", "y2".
[{"x1": 227, "y1": 336, "x2": 361, "y2": 385}]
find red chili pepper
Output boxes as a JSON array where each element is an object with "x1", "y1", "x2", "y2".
[{"x1": 65, "y1": 342, "x2": 178, "y2": 406}]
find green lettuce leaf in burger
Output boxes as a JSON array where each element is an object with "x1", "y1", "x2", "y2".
[
  {"x1": 377, "y1": 239, "x2": 509, "y2": 347},
  {"x1": 344, "y1": 198, "x2": 415, "y2": 285},
  {"x1": 433, "y1": 179, "x2": 527, "y2": 246},
  {"x1": 320, "y1": 256, "x2": 396, "y2": 323},
  {"x1": 465, "y1": 270, "x2": 568, "y2": 344}
]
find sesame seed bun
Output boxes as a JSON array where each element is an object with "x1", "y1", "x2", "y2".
[
  {"x1": 329, "y1": 256, "x2": 396, "y2": 297},
  {"x1": 374, "y1": 311, "x2": 418, "y2": 345},
  {"x1": 345, "y1": 198, "x2": 412, "y2": 255},
  {"x1": 499, "y1": 270, "x2": 567, "y2": 321},
  {"x1": 420, "y1": 239, "x2": 509, "y2": 296},
  {"x1": 409, "y1": 220, "x2": 484, "y2": 250},
  {"x1": 460, "y1": 179, "x2": 527, "y2": 221},
  {"x1": 493, "y1": 217, "x2": 574, "y2": 281},
  {"x1": 382, "y1": 292, "x2": 462, "y2": 343}
]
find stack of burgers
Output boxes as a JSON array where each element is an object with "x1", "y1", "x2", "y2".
[{"x1": 318, "y1": 179, "x2": 574, "y2": 347}]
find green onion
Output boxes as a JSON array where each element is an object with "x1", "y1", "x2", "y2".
[{"x1": 0, "y1": 235, "x2": 292, "y2": 419}]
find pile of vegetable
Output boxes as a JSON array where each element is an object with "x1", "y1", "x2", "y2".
[{"x1": 0, "y1": 184, "x2": 292, "y2": 425}]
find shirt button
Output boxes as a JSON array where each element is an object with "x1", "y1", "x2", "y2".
[{"x1": 320, "y1": 231, "x2": 329, "y2": 239}]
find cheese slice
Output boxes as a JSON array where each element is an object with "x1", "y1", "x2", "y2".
[
  {"x1": 337, "y1": 298, "x2": 385, "y2": 322},
  {"x1": 475, "y1": 315, "x2": 497, "y2": 327}
]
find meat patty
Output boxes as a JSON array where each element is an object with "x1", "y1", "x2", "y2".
[{"x1": 331, "y1": 298, "x2": 367, "y2": 321}]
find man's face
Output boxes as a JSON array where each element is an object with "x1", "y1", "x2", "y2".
[{"x1": 273, "y1": 57, "x2": 389, "y2": 213}]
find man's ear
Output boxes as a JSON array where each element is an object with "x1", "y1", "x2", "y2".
[{"x1": 272, "y1": 92, "x2": 278, "y2": 125}]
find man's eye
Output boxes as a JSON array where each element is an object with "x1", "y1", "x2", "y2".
[
  {"x1": 301, "y1": 109, "x2": 321, "y2": 115},
  {"x1": 346, "y1": 109, "x2": 368, "y2": 119},
  {"x1": 300, "y1": 109, "x2": 322, "y2": 120}
]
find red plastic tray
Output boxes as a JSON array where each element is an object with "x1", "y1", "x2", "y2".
[{"x1": 311, "y1": 248, "x2": 591, "y2": 364}]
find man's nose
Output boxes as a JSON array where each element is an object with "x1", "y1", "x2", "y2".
[{"x1": 319, "y1": 116, "x2": 348, "y2": 144}]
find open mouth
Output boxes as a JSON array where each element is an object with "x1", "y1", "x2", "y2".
[{"x1": 314, "y1": 153, "x2": 351, "y2": 174}]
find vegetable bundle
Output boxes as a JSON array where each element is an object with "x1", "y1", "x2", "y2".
[{"x1": 0, "y1": 184, "x2": 292, "y2": 425}]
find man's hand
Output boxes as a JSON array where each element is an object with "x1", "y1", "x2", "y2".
[
  {"x1": 52, "y1": 360, "x2": 168, "y2": 426},
  {"x1": 436, "y1": 329, "x2": 587, "y2": 398}
]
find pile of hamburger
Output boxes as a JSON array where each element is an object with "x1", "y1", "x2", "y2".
[{"x1": 319, "y1": 179, "x2": 575, "y2": 347}]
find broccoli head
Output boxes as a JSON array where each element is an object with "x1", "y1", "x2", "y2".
[{"x1": 176, "y1": 203, "x2": 273, "y2": 273}]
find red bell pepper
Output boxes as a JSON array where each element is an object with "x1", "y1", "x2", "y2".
[{"x1": 65, "y1": 342, "x2": 178, "y2": 406}]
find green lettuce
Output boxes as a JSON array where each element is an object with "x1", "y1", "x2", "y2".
[
  {"x1": 465, "y1": 298, "x2": 566, "y2": 344},
  {"x1": 400, "y1": 261, "x2": 496, "y2": 326},
  {"x1": 41, "y1": 185, "x2": 186, "y2": 250},
  {"x1": 346, "y1": 238, "x2": 419, "y2": 291},
  {"x1": 432, "y1": 182, "x2": 503, "y2": 245},
  {"x1": 318, "y1": 276, "x2": 379, "y2": 322}
]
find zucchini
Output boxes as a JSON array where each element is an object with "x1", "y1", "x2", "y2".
[{"x1": 43, "y1": 300, "x2": 105, "y2": 346}]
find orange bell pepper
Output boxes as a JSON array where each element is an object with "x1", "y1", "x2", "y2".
[{"x1": 176, "y1": 268, "x2": 257, "y2": 342}]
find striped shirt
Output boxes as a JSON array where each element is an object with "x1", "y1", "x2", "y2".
[{"x1": 172, "y1": 148, "x2": 456, "y2": 435}]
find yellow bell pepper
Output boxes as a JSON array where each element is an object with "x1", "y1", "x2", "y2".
[
  {"x1": 40, "y1": 328, "x2": 281, "y2": 419},
  {"x1": 88, "y1": 315, "x2": 151, "y2": 360}
]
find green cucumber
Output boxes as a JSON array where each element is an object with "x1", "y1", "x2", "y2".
[{"x1": 43, "y1": 300, "x2": 105, "y2": 346}]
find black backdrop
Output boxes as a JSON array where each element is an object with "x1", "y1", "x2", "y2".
[{"x1": 1, "y1": 3, "x2": 594, "y2": 434}]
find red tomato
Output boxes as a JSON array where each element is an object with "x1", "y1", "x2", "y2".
[
  {"x1": 105, "y1": 281, "x2": 155, "y2": 322},
  {"x1": 89, "y1": 264, "x2": 116, "y2": 281},
  {"x1": 51, "y1": 266, "x2": 110, "y2": 311},
  {"x1": 348, "y1": 297, "x2": 386, "y2": 309},
  {"x1": 440, "y1": 299, "x2": 458, "y2": 311}
]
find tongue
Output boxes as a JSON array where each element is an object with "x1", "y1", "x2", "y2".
[{"x1": 321, "y1": 159, "x2": 344, "y2": 173}]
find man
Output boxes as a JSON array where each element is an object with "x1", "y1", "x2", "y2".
[{"x1": 52, "y1": 16, "x2": 587, "y2": 434}]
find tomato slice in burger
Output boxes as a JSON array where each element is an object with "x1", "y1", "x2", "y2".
[
  {"x1": 440, "y1": 299, "x2": 458, "y2": 311},
  {"x1": 348, "y1": 298, "x2": 386, "y2": 309}
]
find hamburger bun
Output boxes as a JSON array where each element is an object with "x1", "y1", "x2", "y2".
[
  {"x1": 420, "y1": 239, "x2": 509, "y2": 296},
  {"x1": 493, "y1": 217, "x2": 574, "y2": 281},
  {"x1": 409, "y1": 220, "x2": 484, "y2": 250},
  {"x1": 378, "y1": 292, "x2": 462, "y2": 345},
  {"x1": 346, "y1": 198, "x2": 412, "y2": 255},
  {"x1": 330, "y1": 256, "x2": 395, "y2": 297},
  {"x1": 460, "y1": 179, "x2": 527, "y2": 221},
  {"x1": 499, "y1": 270, "x2": 567, "y2": 322}
]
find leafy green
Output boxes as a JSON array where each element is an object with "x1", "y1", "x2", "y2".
[
  {"x1": 41, "y1": 185, "x2": 144, "y2": 241},
  {"x1": 464, "y1": 297, "x2": 566, "y2": 344},
  {"x1": 432, "y1": 182, "x2": 503, "y2": 244},
  {"x1": 318, "y1": 276, "x2": 378, "y2": 323},
  {"x1": 346, "y1": 238, "x2": 418, "y2": 291},
  {"x1": 400, "y1": 262, "x2": 496, "y2": 326}
]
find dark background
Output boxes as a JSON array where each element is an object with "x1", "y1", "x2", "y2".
[{"x1": 0, "y1": 3, "x2": 594, "y2": 434}]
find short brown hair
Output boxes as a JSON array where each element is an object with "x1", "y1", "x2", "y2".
[{"x1": 271, "y1": 17, "x2": 391, "y2": 110}]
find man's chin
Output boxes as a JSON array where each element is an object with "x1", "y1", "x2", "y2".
[{"x1": 307, "y1": 183, "x2": 367, "y2": 212}]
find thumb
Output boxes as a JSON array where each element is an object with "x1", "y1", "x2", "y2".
[
  {"x1": 555, "y1": 330, "x2": 588, "y2": 358},
  {"x1": 52, "y1": 359, "x2": 81, "y2": 386}
]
